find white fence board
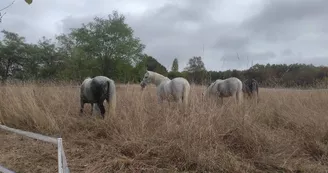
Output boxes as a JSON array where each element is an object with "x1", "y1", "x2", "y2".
[
  {"x1": 0, "y1": 124, "x2": 70, "y2": 173},
  {"x1": 0, "y1": 165, "x2": 15, "y2": 173},
  {"x1": 0, "y1": 125, "x2": 57, "y2": 144}
]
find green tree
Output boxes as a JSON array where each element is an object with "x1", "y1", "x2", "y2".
[
  {"x1": 171, "y1": 58, "x2": 179, "y2": 72},
  {"x1": 184, "y1": 56, "x2": 207, "y2": 84},
  {"x1": 19, "y1": 43, "x2": 42, "y2": 80},
  {"x1": 56, "y1": 10, "x2": 145, "y2": 81},
  {"x1": 144, "y1": 54, "x2": 168, "y2": 76},
  {"x1": 0, "y1": 30, "x2": 27, "y2": 81},
  {"x1": 36, "y1": 37, "x2": 63, "y2": 80},
  {"x1": 184, "y1": 56, "x2": 206, "y2": 72}
]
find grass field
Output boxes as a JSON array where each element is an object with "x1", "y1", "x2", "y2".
[{"x1": 1, "y1": 84, "x2": 328, "y2": 173}]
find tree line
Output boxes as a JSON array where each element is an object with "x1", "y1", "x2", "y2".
[{"x1": 0, "y1": 10, "x2": 327, "y2": 88}]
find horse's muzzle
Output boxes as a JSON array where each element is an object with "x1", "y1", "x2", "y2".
[{"x1": 140, "y1": 82, "x2": 146, "y2": 90}]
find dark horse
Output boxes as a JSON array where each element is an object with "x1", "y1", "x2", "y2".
[
  {"x1": 242, "y1": 78, "x2": 259, "y2": 102},
  {"x1": 80, "y1": 76, "x2": 116, "y2": 119}
]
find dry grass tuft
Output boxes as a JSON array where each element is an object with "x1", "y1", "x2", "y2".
[{"x1": 1, "y1": 84, "x2": 328, "y2": 173}]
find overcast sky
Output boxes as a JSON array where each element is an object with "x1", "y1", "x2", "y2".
[{"x1": 1, "y1": 0, "x2": 327, "y2": 71}]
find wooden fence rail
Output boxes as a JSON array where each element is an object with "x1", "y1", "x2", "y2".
[{"x1": 0, "y1": 125, "x2": 69, "y2": 173}]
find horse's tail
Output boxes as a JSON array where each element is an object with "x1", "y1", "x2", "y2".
[
  {"x1": 252, "y1": 81, "x2": 259, "y2": 95},
  {"x1": 107, "y1": 80, "x2": 116, "y2": 117},
  {"x1": 182, "y1": 80, "x2": 190, "y2": 107},
  {"x1": 252, "y1": 80, "x2": 259, "y2": 103},
  {"x1": 237, "y1": 80, "x2": 243, "y2": 104},
  {"x1": 242, "y1": 79, "x2": 247, "y2": 93}
]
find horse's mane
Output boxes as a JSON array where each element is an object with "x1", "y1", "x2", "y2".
[{"x1": 148, "y1": 71, "x2": 170, "y2": 81}]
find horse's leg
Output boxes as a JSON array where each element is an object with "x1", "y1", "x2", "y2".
[
  {"x1": 80, "y1": 99, "x2": 85, "y2": 116},
  {"x1": 97, "y1": 102, "x2": 105, "y2": 119},
  {"x1": 158, "y1": 96, "x2": 163, "y2": 104},
  {"x1": 217, "y1": 96, "x2": 223, "y2": 106},
  {"x1": 234, "y1": 92, "x2": 240, "y2": 105},
  {"x1": 232, "y1": 93, "x2": 237, "y2": 105},
  {"x1": 172, "y1": 93, "x2": 181, "y2": 103},
  {"x1": 253, "y1": 91, "x2": 259, "y2": 104},
  {"x1": 90, "y1": 103, "x2": 94, "y2": 115},
  {"x1": 236, "y1": 93, "x2": 240, "y2": 105}
]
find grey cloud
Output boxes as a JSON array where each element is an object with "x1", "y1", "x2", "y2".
[
  {"x1": 242, "y1": 0, "x2": 328, "y2": 42},
  {"x1": 213, "y1": 35, "x2": 249, "y2": 51},
  {"x1": 250, "y1": 51, "x2": 276, "y2": 61},
  {"x1": 61, "y1": 15, "x2": 95, "y2": 33},
  {"x1": 153, "y1": 0, "x2": 213, "y2": 23},
  {"x1": 0, "y1": 16, "x2": 51, "y2": 43},
  {"x1": 222, "y1": 51, "x2": 276, "y2": 62},
  {"x1": 2, "y1": 0, "x2": 328, "y2": 71},
  {"x1": 0, "y1": 0, "x2": 80, "y2": 42},
  {"x1": 302, "y1": 56, "x2": 328, "y2": 66},
  {"x1": 215, "y1": 50, "x2": 277, "y2": 70},
  {"x1": 281, "y1": 49, "x2": 293, "y2": 56},
  {"x1": 123, "y1": 0, "x2": 225, "y2": 69},
  {"x1": 271, "y1": 55, "x2": 328, "y2": 67}
]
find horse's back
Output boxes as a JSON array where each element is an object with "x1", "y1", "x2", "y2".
[
  {"x1": 171, "y1": 77, "x2": 189, "y2": 88},
  {"x1": 93, "y1": 76, "x2": 111, "y2": 84},
  {"x1": 217, "y1": 77, "x2": 242, "y2": 95},
  {"x1": 91, "y1": 76, "x2": 112, "y2": 101},
  {"x1": 169, "y1": 77, "x2": 190, "y2": 96},
  {"x1": 226, "y1": 77, "x2": 242, "y2": 88},
  {"x1": 81, "y1": 77, "x2": 92, "y2": 88},
  {"x1": 205, "y1": 79, "x2": 221, "y2": 96},
  {"x1": 172, "y1": 77, "x2": 189, "y2": 84},
  {"x1": 81, "y1": 78, "x2": 92, "y2": 94}
]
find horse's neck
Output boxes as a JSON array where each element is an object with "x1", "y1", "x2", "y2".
[
  {"x1": 204, "y1": 83, "x2": 214, "y2": 95},
  {"x1": 153, "y1": 75, "x2": 170, "y2": 86},
  {"x1": 210, "y1": 81, "x2": 218, "y2": 90}
]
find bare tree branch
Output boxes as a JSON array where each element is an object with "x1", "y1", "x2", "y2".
[
  {"x1": 0, "y1": 0, "x2": 16, "y2": 23},
  {"x1": 0, "y1": 0, "x2": 16, "y2": 11}
]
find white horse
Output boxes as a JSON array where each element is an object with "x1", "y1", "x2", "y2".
[
  {"x1": 203, "y1": 77, "x2": 243, "y2": 104},
  {"x1": 80, "y1": 76, "x2": 116, "y2": 119},
  {"x1": 140, "y1": 70, "x2": 190, "y2": 106}
]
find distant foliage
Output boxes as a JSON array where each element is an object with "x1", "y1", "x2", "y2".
[
  {"x1": 143, "y1": 55, "x2": 168, "y2": 76},
  {"x1": 171, "y1": 58, "x2": 179, "y2": 72},
  {"x1": 25, "y1": 0, "x2": 32, "y2": 5},
  {"x1": 0, "y1": 10, "x2": 327, "y2": 87},
  {"x1": 184, "y1": 56, "x2": 206, "y2": 72}
]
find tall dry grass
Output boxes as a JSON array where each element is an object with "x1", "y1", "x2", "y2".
[{"x1": 1, "y1": 84, "x2": 328, "y2": 173}]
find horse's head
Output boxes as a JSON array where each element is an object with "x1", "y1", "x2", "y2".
[
  {"x1": 140, "y1": 81, "x2": 146, "y2": 90},
  {"x1": 140, "y1": 71, "x2": 152, "y2": 89}
]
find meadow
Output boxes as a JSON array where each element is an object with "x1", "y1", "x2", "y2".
[{"x1": 1, "y1": 83, "x2": 328, "y2": 173}]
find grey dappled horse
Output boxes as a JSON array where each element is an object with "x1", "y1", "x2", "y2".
[
  {"x1": 203, "y1": 77, "x2": 243, "y2": 104},
  {"x1": 140, "y1": 70, "x2": 191, "y2": 106},
  {"x1": 242, "y1": 78, "x2": 259, "y2": 102},
  {"x1": 80, "y1": 76, "x2": 116, "y2": 119}
]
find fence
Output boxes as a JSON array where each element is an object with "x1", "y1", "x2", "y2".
[{"x1": 0, "y1": 124, "x2": 69, "y2": 173}]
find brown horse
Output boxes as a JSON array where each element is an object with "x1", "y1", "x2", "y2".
[{"x1": 242, "y1": 78, "x2": 259, "y2": 103}]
